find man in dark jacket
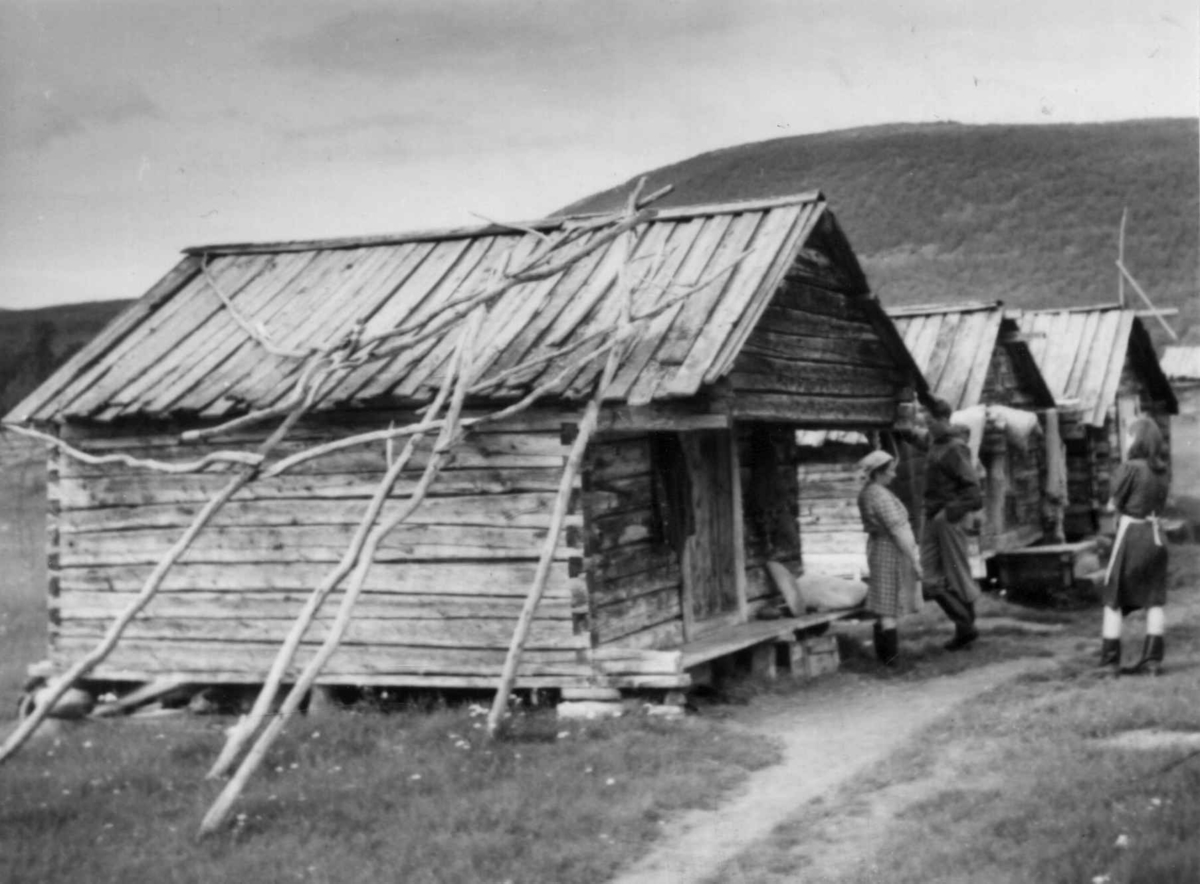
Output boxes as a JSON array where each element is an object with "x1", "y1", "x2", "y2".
[{"x1": 916, "y1": 398, "x2": 984, "y2": 650}]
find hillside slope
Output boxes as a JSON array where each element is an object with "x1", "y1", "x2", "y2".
[
  {"x1": 561, "y1": 119, "x2": 1200, "y2": 343},
  {"x1": 0, "y1": 300, "x2": 132, "y2": 417}
]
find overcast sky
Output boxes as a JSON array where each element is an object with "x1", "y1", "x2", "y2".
[{"x1": 0, "y1": 0, "x2": 1196, "y2": 310}]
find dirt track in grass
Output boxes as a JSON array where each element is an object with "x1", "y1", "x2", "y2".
[{"x1": 606, "y1": 650, "x2": 1058, "y2": 884}]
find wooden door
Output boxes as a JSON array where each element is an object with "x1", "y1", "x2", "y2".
[{"x1": 679, "y1": 431, "x2": 741, "y2": 638}]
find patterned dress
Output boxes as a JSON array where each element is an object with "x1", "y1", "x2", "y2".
[
  {"x1": 1103, "y1": 459, "x2": 1170, "y2": 610},
  {"x1": 857, "y1": 482, "x2": 919, "y2": 618}
]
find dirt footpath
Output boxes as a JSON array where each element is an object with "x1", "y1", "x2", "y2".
[{"x1": 607, "y1": 655, "x2": 1055, "y2": 884}]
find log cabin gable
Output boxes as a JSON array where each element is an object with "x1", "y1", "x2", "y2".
[
  {"x1": 1124, "y1": 319, "x2": 1179, "y2": 416},
  {"x1": 723, "y1": 234, "x2": 924, "y2": 427},
  {"x1": 983, "y1": 319, "x2": 1056, "y2": 410}
]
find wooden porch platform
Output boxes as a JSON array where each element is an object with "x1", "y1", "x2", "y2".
[
  {"x1": 679, "y1": 610, "x2": 858, "y2": 670},
  {"x1": 588, "y1": 608, "x2": 861, "y2": 688}
]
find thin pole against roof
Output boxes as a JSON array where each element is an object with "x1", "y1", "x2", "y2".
[
  {"x1": 1118, "y1": 207, "x2": 1127, "y2": 308},
  {"x1": 1114, "y1": 209, "x2": 1179, "y2": 342}
]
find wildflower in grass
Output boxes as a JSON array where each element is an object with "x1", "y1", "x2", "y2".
[
  {"x1": 1114, "y1": 834, "x2": 1129, "y2": 848},
  {"x1": 557, "y1": 731, "x2": 570, "y2": 740},
  {"x1": 605, "y1": 778, "x2": 616, "y2": 786},
  {"x1": 410, "y1": 774, "x2": 421, "y2": 780}
]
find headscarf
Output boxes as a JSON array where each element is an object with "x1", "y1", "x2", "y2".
[
  {"x1": 1126, "y1": 416, "x2": 1168, "y2": 473},
  {"x1": 856, "y1": 449, "x2": 894, "y2": 483}
]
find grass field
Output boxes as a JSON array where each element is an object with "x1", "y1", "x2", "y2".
[{"x1": 1, "y1": 701, "x2": 783, "y2": 884}]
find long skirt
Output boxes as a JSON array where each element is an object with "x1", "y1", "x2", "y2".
[
  {"x1": 1103, "y1": 517, "x2": 1168, "y2": 610},
  {"x1": 866, "y1": 535, "x2": 919, "y2": 618}
]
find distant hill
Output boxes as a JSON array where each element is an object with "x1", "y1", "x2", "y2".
[
  {"x1": 562, "y1": 119, "x2": 1200, "y2": 346},
  {"x1": 0, "y1": 300, "x2": 132, "y2": 416}
]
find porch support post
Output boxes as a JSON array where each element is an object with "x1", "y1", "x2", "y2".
[{"x1": 728, "y1": 423, "x2": 749, "y2": 623}]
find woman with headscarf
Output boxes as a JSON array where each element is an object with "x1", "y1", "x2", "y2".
[
  {"x1": 1098, "y1": 416, "x2": 1171, "y2": 676},
  {"x1": 856, "y1": 449, "x2": 923, "y2": 665}
]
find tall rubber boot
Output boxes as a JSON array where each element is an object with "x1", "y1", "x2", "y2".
[
  {"x1": 1121, "y1": 636, "x2": 1164, "y2": 676},
  {"x1": 873, "y1": 622, "x2": 899, "y2": 666},
  {"x1": 879, "y1": 628, "x2": 899, "y2": 666},
  {"x1": 1097, "y1": 638, "x2": 1122, "y2": 675},
  {"x1": 935, "y1": 595, "x2": 978, "y2": 651}
]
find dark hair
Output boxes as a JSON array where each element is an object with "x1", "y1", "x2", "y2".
[
  {"x1": 1126, "y1": 417, "x2": 1168, "y2": 473},
  {"x1": 927, "y1": 397, "x2": 954, "y2": 420}
]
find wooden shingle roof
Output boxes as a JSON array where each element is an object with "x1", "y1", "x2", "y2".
[
  {"x1": 1013, "y1": 305, "x2": 1178, "y2": 426},
  {"x1": 1161, "y1": 345, "x2": 1200, "y2": 382},
  {"x1": 11, "y1": 193, "x2": 888, "y2": 423},
  {"x1": 887, "y1": 302, "x2": 1054, "y2": 411}
]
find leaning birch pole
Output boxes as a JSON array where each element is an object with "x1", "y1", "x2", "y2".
[
  {"x1": 485, "y1": 179, "x2": 644, "y2": 739},
  {"x1": 206, "y1": 365, "x2": 460, "y2": 779},
  {"x1": 198, "y1": 309, "x2": 483, "y2": 838},
  {"x1": 0, "y1": 403, "x2": 312, "y2": 765},
  {"x1": 485, "y1": 344, "x2": 624, "y2": 738}
]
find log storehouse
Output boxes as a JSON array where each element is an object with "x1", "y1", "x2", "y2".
[{"x1": 6, "y1": 193, "x2": 928, "y2": 694}]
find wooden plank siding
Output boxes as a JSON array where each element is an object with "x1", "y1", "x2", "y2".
[
  {"x1": 47, "y1": 409, "x2": 593, "y2": 686},
  {"x1": 796, "y1": 443, "x2": 869, "y2": 577},
  {"x1": 582, "y1": 433, "x2": 684, "y2": 651},
  {"x1": 738, "y1": 424, "x2": 803, "y2": 606},
  {"x1": 726, "y1": 280, "x2": 908, "y2": 427}
]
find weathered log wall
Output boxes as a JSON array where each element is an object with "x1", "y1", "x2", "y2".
[
  {"x1": 728, "y1": 281, "x2": 905, "y2": 427},
  {"x1": 795, "y1": 441, "x2": 868, "y2": 577},
  {"x1": 48, "y1": 409, "x2": 594, "y2": 687},
  {"x1": 581, "y1": 433, "x2": 684, "y2": 651},
  {"x1": 738, "y1": 424, "x2": 802, "y2": 610}
]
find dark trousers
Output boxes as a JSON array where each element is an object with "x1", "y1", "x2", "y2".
[{"x1": 921, "y1": 510, "x2": 978, "y2": 633}]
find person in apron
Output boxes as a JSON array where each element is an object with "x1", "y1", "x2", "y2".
[
  {"x1": 1098, "y1": 416, "x2": 1170, "y2": 676},
  {"x1": 856, "y1": 450, "x2": 923, "y2": 665}
]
